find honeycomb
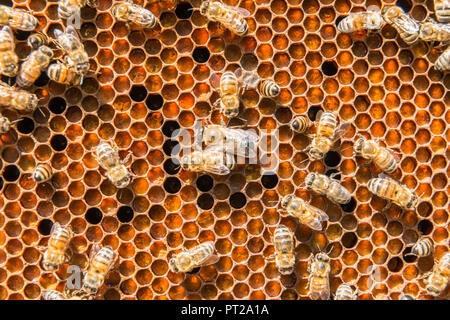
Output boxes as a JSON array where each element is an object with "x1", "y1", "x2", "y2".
[{"x1": 0, "y1": 0, "x2": 448, "y2": 300}]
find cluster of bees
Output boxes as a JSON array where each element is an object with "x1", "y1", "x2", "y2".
[
  {"x1": 0, "y1": 0, "x2": 446, "y2": 300},
  {"x1": 337, "y1": 2, "x2": 450, "y2": 71}
]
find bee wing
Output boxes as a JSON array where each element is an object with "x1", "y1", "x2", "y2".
[
  {"x1": 50, "y1": 221, "x2": 61, "y2": 235},
  {"x1": 221, "y1": 3, "x2": 251, "y2": 17},
  {"x1": 1, "y1": 26, "x2": 14, "y2": 46},
  {"x1": 88, "y1": 243, "x2": 102, "y2": 263},
  {"x1": 66, "y1": 25, "x2": 83, "y2": 45},
  {"x1": 209, "y1": 72, "x2": 220, "y2": 89},
  {"x1": 332, "y1": 122, "x2": 352, "y2": 141},
  {"x1": 205, "y1": 163, "x2": 231, "y2": 175},
  {"x1": 197, "y1": 254, "x2": 220, "y2": 267},
  {"x1": 241, "y1": 71, "x2": 259, "y2": 89}
]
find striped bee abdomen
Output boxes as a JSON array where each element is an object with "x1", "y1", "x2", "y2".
[{"x1": 33, "y1": 163, "x2": 52, "y2": 182}]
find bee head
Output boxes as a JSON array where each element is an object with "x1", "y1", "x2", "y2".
[
  {"x1": 280, "y1": 195, "x2": 293, "y2": 209},
  {"x1": 42, "y1": 261, "x2": 58, "y2": 271},
  {"x1": 316, "y1": 252, "x2": 330, "y2": 263},
  {"x1": 309, "y1": 148, "x2": 323, "y2": 160},
  {"x1": 353, "y1": 138, "x2": 365, "y2": 155},
  {"x1": 382, "y1": 5, "x2": 402, "y2": 19},
  {"x1": 200, "y1": 2, "x2": 209, "y2": 15},
  {"x1": 367, "y1": 13, "x2": 383, "y2": 29},
  {"x1": 304, "y1": 173, "x2": 315, "y2": 189},
  {"x1": 406, "y1": 195, "x2": 418, "y2": 210}
]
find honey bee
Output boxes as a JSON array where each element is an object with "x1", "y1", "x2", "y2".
[
  {"x1": 406, "y1": 237, "x2": 434, "y2": 257},
  {"x1": 0, "y1": 26, "x2": 18, "y2": 77},
  {"x1": 382, "y1": 5, "x2": 420, "y2": 45},
  {"x1": 47, "y1": 62, "x2": 83, "y2": 86},
  {"x1": 42, "y1": 222, "x2": 73, "y2": 271},
  {"x1": 213, "y1": 70, "x2": 240, "y2": 117},
  {"x1": 200, "y1": 124, "x2": 259, "y2": 158},
  {"x1": 0, "y1": 81, "x2": 39, "y2": 112},
  {"x1": 53, "y1": 26, "x2": 89, "y2": 74},
  {"x1": 434, "y1": 0, "x2": 450, "y2": 23},
  {"x1": 280, "y1": 195, "x2": 329, "y2": 231},
  {"x1": 17, "y1": 45, "x2": 54, "y2": 87},
  {"x1": 95, "y1": 141, "x2": 132, "y2": 188},
  {"x1": 337, "y1": 9, "x2": 384, "y2": 33},
  {"x1": 367, "y1": 175, "x2": 418, "y2": 209},
  {"x1": 418, "y1": 18, "x2": 450, "y2": 41},
  {"x1": 42, "y1": 289, "x2": 89, "y2": 300},
  {"x1": 180, "y1": 147, "x2": 236, "y2": 175},
  {"x1": 82, "y1": 244, "x2": 117, "y2": 294},
  {"x1": 242, "y1": 72, "x2": 280, "y2": 98},
  {"x1": 290, "y1": 115, "x2": 311, "y2": 134},
  {"x1": 399, "y1": 294, "x2": 415, "y2": 300},
  {"x1": 33, "y1": 163, "x2": 53, "y2": 182},
  {"x1": 112, "y1": 0, "x2": 158, "y2": 29},
  {"x1": 305, "y1": 172, "x2": 352, "y2": 205},
  {"x1": 334, "y1": 283, "x2": 358, "y2": 300},
  {"x1": 308, "y1": 252, "x2": 331, "y2": 300},
  {"x1": 270, "y1": 225, "x2": 295, "y2": 275},
  {"x1": 58, "y1": 0, "x2": 95, "y2": 20},
  {"x1": 424, "y1": 252, "x2": 450, "y2": 296},
  {"x1": 308, "y1": 111, "x2": 347, "y2": 160},
  {"x1": 0, "y1": 116, "x2": 19, "y2": 134},
  {"x1": 0, "y1": 5, "x2": 38, "y2": 31},
  {"x1": 435, "y1": 45, "x2": 450, "y2": 71},
  {"x1": 199, "y1": 1, "x2": 250, "y2": 36},
  {"x1": 354, "y1": 135, "x2": 400, "y2": 174},
  {"x1": 169, "y1": 241, "x2": 219, "y2": 273},
  {"x1": 27, "y1": 32, "x2": 49, "y2": 50}
]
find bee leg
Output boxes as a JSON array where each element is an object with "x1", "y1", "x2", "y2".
[
  {"x1": 37, "y1": 245, "x2": 47, "y2": 253},
  {"x1": 329, "y1": 172, "x2": 341, "y2": 180},
  {"x1": 266, "y1": 254, "x2": 275, "y2": 262},
  {"x1": 122, "y1": 152, "x2": 132, "y2": 165}
]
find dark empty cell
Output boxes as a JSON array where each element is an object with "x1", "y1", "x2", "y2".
[
  {"x1": 193, "y1": 47, "x2": 210, "y2": 63},
  {"x1": 325, "y1": 169, "x2": 340, "y2": 180},
  {"x1": 230, "y1": 192, "x2": 246, "y2": 209},
  {"x1": 117, "y1": 206, "x2": 134, "y2": 223},
  {"x1": 196, "y1": 175, "x2": 214, "y2": 192},
  {"x1": 34, "y1": 72, "x2": 50, "y2": 87},
  {"x1": 402, "y1": 247, "x2": 417, "y2": 263},
  {"x1": 162, "y1": 140, "x2": 180, "y2": 156},
  {"x1": 1, "y1": 75, "x2": 15, "y2": 86},
  {"x1": 145, "y1": 94, "x2": 164, "y2": 110},
  {"x1": 50, "y1": 135, "x2": 68, "y2": 151},
  {"x1": 321, "y1": 60, "x2": 338, "y2": 76},
  {"x1": 17, "y1": 117, "x2": 34, "y2": 134},
  {"x1": 396, "y1": 0, "x2": 412, "y2": 12},
  {"x1": 0, "y1": 0, "x2": 12, "y2": 7},
  {"x1": 163, "y1": 158, "x2": 180, "y2": 174},
  {"x1": 3, "y1": 165, "x2": 20, "y2": 182},
  {"x1": 0, "y1": 177, "x2": 3, "y2": 191},
  {"x1": 15, "y1": 30, "x2": 31, "y2": 41},
  {"x1": 197, "y1": 193, "x2": 214, "y2": 210},
  {"x1": 130, "y1": 86, "x2": 147, "y2": 102},
  {"x1": 261, "y1": 173, "x2": 278, "y2": 189},
  {"x1": 164, "y1": 177, "x2": 181, "y2": 194},
  {"x1": 175, "y1": 2, "x2": 193, "y2": 19},
  {"x1": 48, "y1": 97, "x2": 67, "y2": 114},
  {"x1": 38, "y1": 219, "x2": 53, "y2": 236},
  {"x1": 417, "y1": 219, "x2": 433, "y2": 235},
  {"x1": 324, "y1": 151, "x2": 341, "y2": 167},
  {"x1": 162, "y1": 120, "x2": 180, "y2": 138},
  {"x1": 307, "y1": 106, "x2": 323, "y2": 121},
  {"x1": 85, "y1": 208, "x2": 103, "y2": 224},
  {"x1": 335, "y1": 15, "x2": 346, "y2": 27},
  {"x1": 187, "y1": 267, "x2": 200, "y2": 274},
  {"x1": 387, "y1": 257, "x2": 403, "y2": 272},
  {"x1": 342, "y1": 232, "x2": 357, "y2": 248},
  {"x1": 341, "y1": 197, "x2": 357, "y2": 213}
]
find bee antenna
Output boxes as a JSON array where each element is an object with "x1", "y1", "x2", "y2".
[
  {"x1": 187, "y1": 8, "x2": 195, "y2": 11},
  {"x1": 35, "y1": 107, "x2": 46, "y2": 119},
  {"x1": 340, "y1": 145, "x2": 354, "y2": 153},
  {"x1": 297, "y1": 157, "x2": 310, "y2": 168}
]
